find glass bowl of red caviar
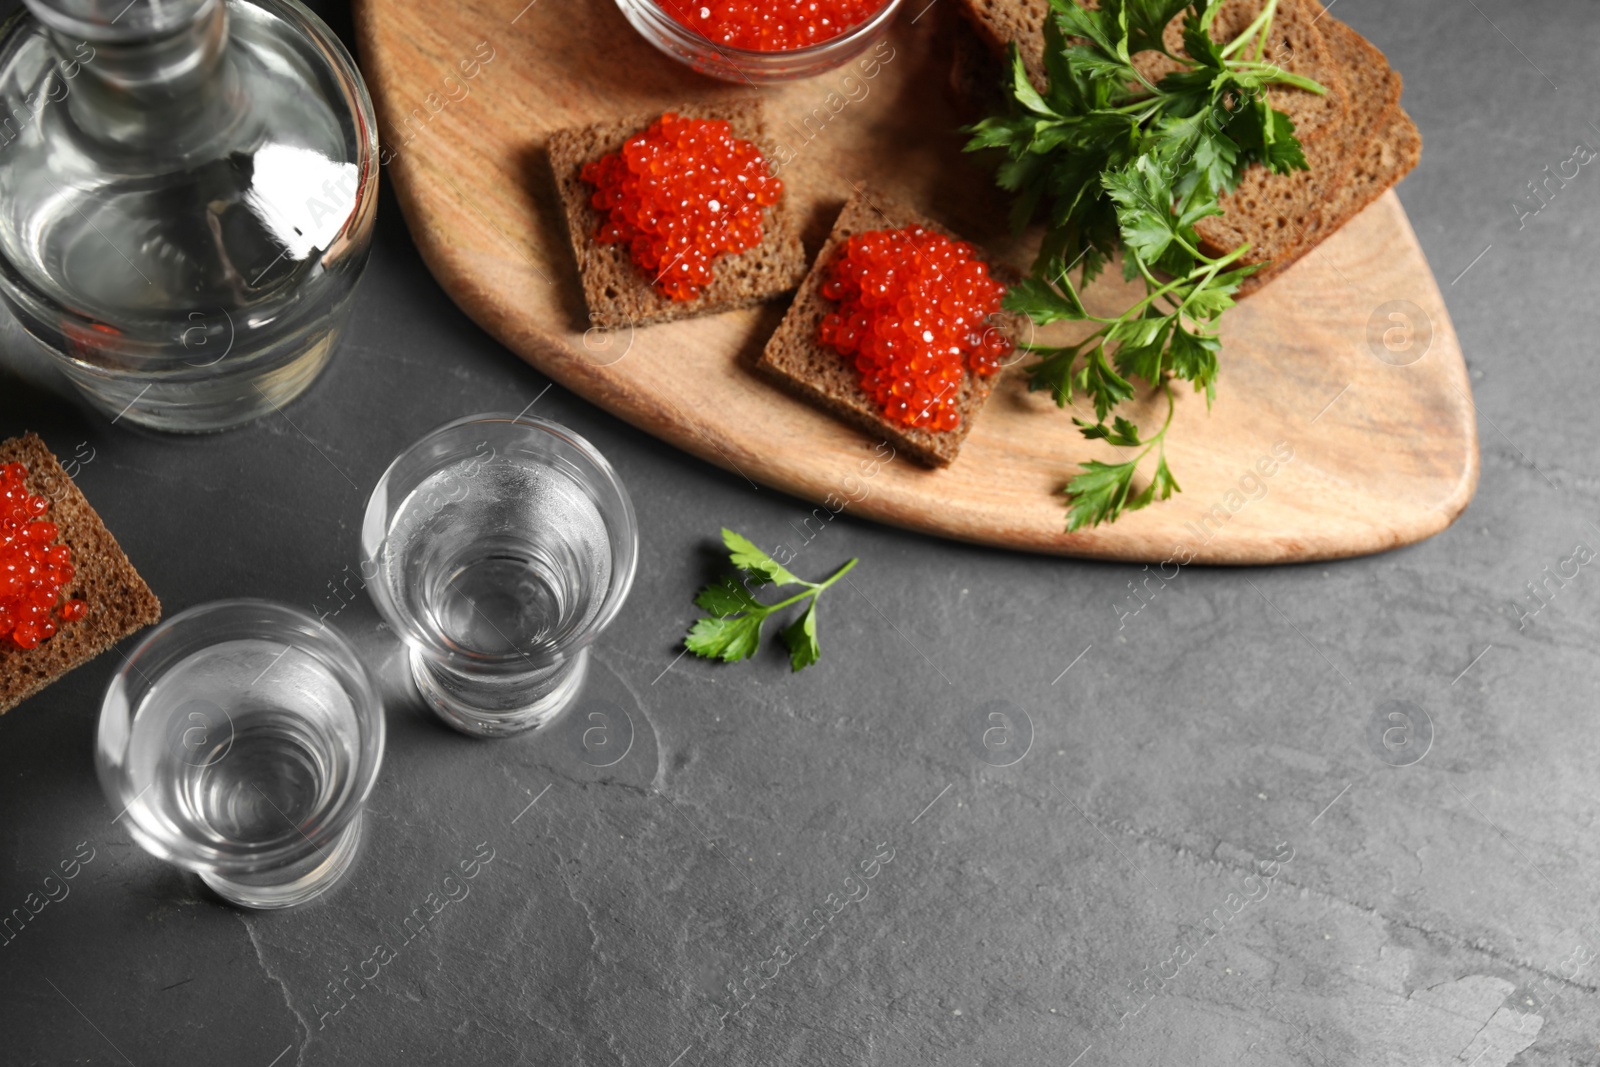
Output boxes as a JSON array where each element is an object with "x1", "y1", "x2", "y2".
[{"x1": 615, "y1": 0, "x2": 904, "y2": 83}]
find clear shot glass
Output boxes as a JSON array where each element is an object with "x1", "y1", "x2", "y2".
[
  {"x1": 95, "y1": 600, "x2": 385, "y2": 909},
  {"x1": 361, "y1": 413, "x2": 639, "y2": 738}
]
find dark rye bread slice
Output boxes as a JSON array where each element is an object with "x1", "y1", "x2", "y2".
[
  {"x1": 548, "y1": 99, "x2": 808, "y2": 331},
  {"x1": 1246, "y1": 14, "x2": 1413, "y2": 288},
  {"x1": 950, "y1": 10, "x2": 1010, "y2": 116},
  {"x1": 1191, "y1": 120, "x2": 1358, "y2": 289},
  {"x1": 1321, "y1": 104, "x2": 1420, "y2": 237},
  {"x1": 1200, "y1": 15, "x2": 1406, "y2": 293},
  {"x1": 0, "y1": 434, "x2": 160, "y2": 714},
  {"x1": 1238, "y1": 106, "x2": 1421, "y2": 290},
  {"x1": 955, "y1": 0, "x2": 1348, "y2": 145},
  {"x1": 755, "y1": 191, "x2": 1019, "y2": 468}
]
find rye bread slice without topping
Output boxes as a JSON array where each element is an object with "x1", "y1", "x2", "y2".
[
  {"x1": 1237, "y1": 105, "x2": 1421, "y2": 291},
  {"x1": 950, "y1": 11, "x2": 1011, "y2": 116},
  {"x1": 1198, "y1": 14, "x2": 1407, "y2": 293},
  {"x1": 0, "y1": 433, "x2": 161, "y2": 714},
  {"x1": 548, "y1": 99, "x2": 808, "y2": 331},
  {"x1": 955, "y1": 0, "x2": 1348, "y2": 144},
  {"x1": 1318, "y1": 103, "x2": 1421, "y2": 237},
  {"x1": 755, "y1": 190, "x2": 1022, "y2": 468}
]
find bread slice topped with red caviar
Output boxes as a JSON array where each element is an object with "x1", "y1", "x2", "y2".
[
  {"x1": 548, "y1": 98, "x2": 808, "y2": 330},
  {"x1": 0, "y1": 433, "x2": 161, "y2": 714},
  {"x1": 756, "y1": 188, "x2": 1023, "y2": 467}
]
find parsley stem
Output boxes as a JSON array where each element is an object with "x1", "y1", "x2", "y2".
[
  {"x1": 1134, "y1": 254, "x2": 1164, "y2": 291},
  {"x1": 1253, "y1": 0, "x2": 1278, "y2": 62},
  {"x1": 1228, "y1": 64, "x2": 1327, "y2": 94},
  {"x1": 1064, "y1": 238, "x2": 1251, "y2": 335},
  {"x1": 762, "y1": 558, "x2": 858, "y2": 612},
  {"x1": 1150, "y1": 380, "x2": 1176, "y2": 471},
  {"x1": 1115, "y1": 271, "x2": 1191, "y2": 321},
  {"x1": 1175, "y1": 234, "x2": 1208, "y2": 262},
  {"x1": 1106, "y1": 98, "x2": 1157, "y2": 114},
  {"x1": 1153, "y1": 379, "x2": 1177, "y2": 441},
  {"x1": 1193, "y1": 239, "x2": 1251, "y2": 273},
  {"x1": 1116, "y1": 381, "x2": 1177, "y2": 483},
  {"x1": 1127, "y1": 64, "x2": 1162, "y2": 96},
  {"x1": 1218, "y1": 0, "x2": 1279, "y2": 61},
  {"x1": 1146, "y1": 382, "x2": 1179, "y2": 454},
  {"x1": 1176, "y1": 244, "x2": 1250, "y2": 319}
]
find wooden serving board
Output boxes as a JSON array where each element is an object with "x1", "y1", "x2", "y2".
[{"x1": 351, "y1": 1, "x2": 1477, "y2": 564}]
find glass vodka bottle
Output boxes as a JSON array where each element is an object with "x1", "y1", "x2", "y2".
[{"x1": 0, "y1": 0, "x2": 378, "y2": 431}]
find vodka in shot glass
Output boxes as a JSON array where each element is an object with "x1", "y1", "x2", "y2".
[
  {"x1": 361, "y1": 413, "x2": 639, "y2": 737},
  {"x1": 96, "y1": 600, "x2": 385, "y2": 909}
]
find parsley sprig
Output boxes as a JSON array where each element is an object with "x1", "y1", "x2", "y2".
[
  {"x1": 685, "y1": 529, "x2": 857, "y2": 672},
  {"x1": 964, "y1": 0, "x2": 1323, "y2": 530}
]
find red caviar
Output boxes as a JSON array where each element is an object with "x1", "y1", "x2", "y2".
[
  {"x1": 581, "y1": 113, "x2": 783, "y2": 303},
  {"x1": 661, "y1": 0, "x2": 886, "y2": 51},
  {"x1": 0, "y1": 462, "x2": 86, "y2": 650},
  {"x1": 817, "y1": 226, "x2": 1012, "y2": 433}
]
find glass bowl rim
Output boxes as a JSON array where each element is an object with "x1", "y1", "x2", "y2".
[{"x1": 617, "y1": 0, "x2": 906, "y2": 61}]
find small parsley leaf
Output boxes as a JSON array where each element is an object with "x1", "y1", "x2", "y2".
[
  {"x1": 1052, "y1": 0, "x2": 1124, "y2": 61},
  {"x1": 1261, "y1": 109, "x2": 1309, "y2": 173},
  {"x1": 1078, "y1": 414, "x2": 1144, "y2": 448},
  {"x1": 780, "y1": 603, "x2": 821, "y2": 672},
  {"x1": 1006, "y1": 275, "x2": 1085, "y2": 324},
  {"x1": 721, "y1": 527, "x2": 801, "y2": 587},
  {"x1": 685, "y1": 614, "x2": 766, "y2": 663},
  {"x1": 1103, "y1": 158, "x2": 1183, "y2": 263},
  {"x1": 1064, "y1": 458, "x2": 1140, "y2": 532},
  {"x1": 693, "y1": 576, "x2": 767, "y2": 618},
  {"x1": 1125, "y1": 0, "x2": 1197, "y2": 55},
  {"x1": 1025, "y1": 344, "x2": 1084, "y2": 406}
]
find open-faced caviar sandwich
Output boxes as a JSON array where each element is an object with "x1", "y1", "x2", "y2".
[
  {"x1": 756, "y1": 188, "x2": 1023, "y2": 467},
  {"x1": 549, "y1": 98, "x2": 808, "y2": 330},
  {"x1": 0, "y1": 433, "x2": 160, "y2": 714}
]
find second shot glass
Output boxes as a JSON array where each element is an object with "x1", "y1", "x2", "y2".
[
  {"x1": 96, "y1": 600, "x2": 385, "y2": 909},
  {"x1": 361, "y1": 413, "x2": 638, "y2": 737}
]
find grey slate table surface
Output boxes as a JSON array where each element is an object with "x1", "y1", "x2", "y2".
[{"x1": 3, "y1": 1, "x2": 1599, "y2": 1064}]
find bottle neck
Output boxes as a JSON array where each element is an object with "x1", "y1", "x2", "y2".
[{"x1": 39, "y1": 0, "x2": 241, "y2": 150}]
